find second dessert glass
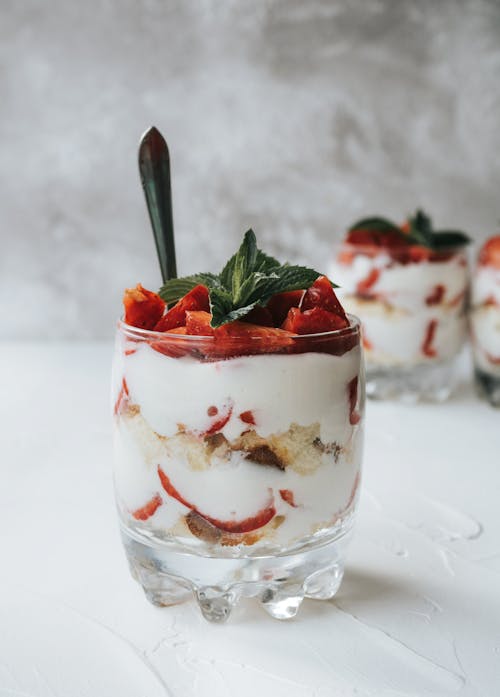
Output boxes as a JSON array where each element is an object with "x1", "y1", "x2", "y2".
[
  {"x1": 112, "y1": 317, "x2": 364, "y2": 622},
  {"x1": 330, "y1": 211, "x2": 470, "y2": 401}
]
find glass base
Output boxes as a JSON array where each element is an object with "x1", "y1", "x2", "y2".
[
  {"x1": 475, "y1": 368, "x2": 500, "y2": 407},
  {"x1": 121, "y1": 526, "x2": 352, "y2": 622},
  {"x1": 366, "y1": 356, "x2": 460, "y2": 403}
]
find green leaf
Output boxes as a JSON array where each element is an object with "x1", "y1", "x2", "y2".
[
  {"x1": 158, "y1": 273, "x2": 219, "y2": 304},
  {"x1": 348, "y1": 216, "x2": 402, "y2": 234},
  {"x1": 158, "y1": 230, "x2": 336, "y2": 328},
  {"x1": 431, "y1": 231, "x2": 471, "y2": 248}
]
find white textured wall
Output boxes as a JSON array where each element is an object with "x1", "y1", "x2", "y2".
[{"x1": 2, "y1": 0, "x2": 500, "y2": 339}]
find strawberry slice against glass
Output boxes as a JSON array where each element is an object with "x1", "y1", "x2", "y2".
[
  {"x1": 123, "y1": 284, "x2": 166, "y2": 329},
  {"x1": 266, "y1": 290, "x2": 305, "y2": 326},
  {"x1": 157, "y1": 466, "x2": 276, "y2": 533},
  {"x1": 282, "y1": 307, "x2": 348, "y2": 334},
  {"x1": 131, "y1": 493, "x2": 163, "y2": 521}
]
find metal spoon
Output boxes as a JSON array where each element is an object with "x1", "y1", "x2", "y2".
[{"x1": 138, "y1": 126, "x2": 177, "y2": 282}]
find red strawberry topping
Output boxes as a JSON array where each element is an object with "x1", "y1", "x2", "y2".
[
  {"x1": 239, "y1": 410, "x2": 256, "y2": 425},
  {"x1": 356, "y1": 268, "x2": 380, "y2": 295},
  {"x1": 131, "y1": 493, "x2": 163, "y2": 521},
  {"x1": 114, "y1": 377, "x2": 129, "y2": 415},
  {"x1": 425, "y1": 284, "x2": 446, "y2": 306},
  {"x1": 279, "y1": 489, "x2": 298, "y2": 507},
  {"x1": 282, "y1": 306, "x2": 348, "y2": 334},
  {"x1": 422, "y1": 319, "x2": 438, "y2": 358},
  {"x1": 301, "y1": 276, "x2": 347, "y2": 319},
  {"x1": 241, "y1": 306, "x2": 274, "y2": 327},
  {"x1": 266, "y1": 290, "x2": 305, "y2": 326},
  {"x1": 478, "y1": 236, "x2": 500, "y2": 268},
  {"x1": 154, "y1": 285, "x2": 210, "y2": 331},
  {"x1": 123, "y1": 284, "x2": 166, "y2": 330},
  {"x1": 204, "y1": 401, "x2": 233, "y2": 436},
  {"x1": 157, "y1": 466, "x2": 276, "y2": 533},
  {"x1": 347, "y1": 376, "x2": 361, "y2": 425}
]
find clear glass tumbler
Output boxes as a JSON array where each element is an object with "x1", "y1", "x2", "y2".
[
  {"x1": 112, "y1": 316, "x2": 364, "y2": 622},
  {"x1": 470, "y1": 237, "x2": 500, "y2": 406},
  {"x1": 330, "y1": 243, "x2": 469, "y2": 402}
]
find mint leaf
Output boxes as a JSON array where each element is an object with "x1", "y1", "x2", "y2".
[
  {"x1": 158, "y1": 230, "x2": 333, "y2": 328},
  {"x1": 348, "y1": 217, "x2": 403, "y2": 235},
  {"x1": 406, "y1": 209, "x2": 470, "y2": 249},
  {"x1": 158, "y1": 273, "x2": 219, "y2": 304}
]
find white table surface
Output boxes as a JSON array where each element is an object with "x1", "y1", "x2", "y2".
[{"x1": 1, "y1": 342, "x2": 499, "y2": 697}]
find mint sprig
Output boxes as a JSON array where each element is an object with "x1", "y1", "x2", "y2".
[
  {"x1": 158, "y1": 229, "x2": 328, "y2": 328},
  {"x1": 349, "y1": 209, "x2": 470, "y2": 249}
]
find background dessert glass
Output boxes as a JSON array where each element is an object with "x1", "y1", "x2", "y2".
[
  {"x1": 112, "y1": 317, "x2": 364, "y2": 622},
  {"x1": 330, "y1": 243, "x2": 469, "y2": 401},
  {"x1": 470, "y1": 236, "x2": 500, "y2": 406}
]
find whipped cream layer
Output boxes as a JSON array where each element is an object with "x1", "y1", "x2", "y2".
[
  {"x1": 330, "y1": 251, "x2": 468, "y2": 366},
  {"x1": 113, "y1": 340, "x2": 362, "y2": 551},
  {"x1": 471, "y1": 266, "x2": 500, "y2": 376}
]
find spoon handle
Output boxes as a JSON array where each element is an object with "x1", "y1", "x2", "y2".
[{"x1": 138, "y1": 126, "x2": 177, "y2": 282}]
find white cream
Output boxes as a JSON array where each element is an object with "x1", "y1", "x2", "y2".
[
  {"x1": 330, "y1": 252, "x2": 468, "y2": 366},
  {"x1": 113, "y1": 343, "x2": 362, "y2": 548},
  {"x1": 471, "y1": 264, "x2": 500, "y2": 376}
]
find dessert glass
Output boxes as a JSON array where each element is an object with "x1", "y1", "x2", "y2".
[
  {"x1": 330, "y1": 243, "x2": 469, "y2": 401},
  {"x1": 112, "y1": 316, "x2": 364, "y2": 622},
  {"x1": 470, "y1": 238, "x2": 500, "y2": 406}
]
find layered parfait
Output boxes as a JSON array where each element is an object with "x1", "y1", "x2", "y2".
[
  {"x1": 113, "y1": 231, "x2": 363, "y2": 557},
  {"x1": 471, "y1": 236, "x2": 500, "y2": 405},
  {"x1": 330, "y1": 210, "x2": 470, "y2": 399}
]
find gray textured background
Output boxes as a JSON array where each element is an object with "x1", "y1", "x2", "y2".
[{"x1": 2, "y1": 0, "x2": 500, "y2": 339}]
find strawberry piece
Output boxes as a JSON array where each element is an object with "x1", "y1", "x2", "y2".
[
  {"x1": 113, "y1": 377, "x2": 129, "y2": 415},
  {"x1": 486, "y1": 351, "x2": 500, "y2": 365},
  {"x1": 347, "y1": 376, "x2": 361, "y2": 425},
  {"x1": 301, "y1": 276, "x2": 347, "y2": 320},
  {"x1": 279, "y1": 489, "x2": 298, "y2": 508},
  {"x1": 356, "y1": 268, "x2": 380, "y2": 295},
  {"x1": 131, "y1": 493, "x2": 162, "y2": 521},
  {"x1": 266, "y1": 290, "x2": 304, "y2": 326},
  {"x1": 150, "y1": 326, "x2": 192, "y2": 358},
  {"x1": 123, "y1": 284, "x2": 166, "y2": 330},
  {"x1": 124, "y1": 348, "x2": 137, "y2": 356},
  {"x1": 362, "y1": 330, "x2": 373, "y2": 351},
  {"x1": 422, "y1": 319, "x2": 438, "y2": 358},
  {"x1": 346, "y1": 228, "x2": 407, "y2": 249},
  {"x1": 154, "y1": 285, "x2": 209, "y2": 331},
  {"x1": 239, "y1": 410, "x2": 256, "y2": 425},
  {"x1": 282, "y1": 306, "x2": 348, "y2": 334},
  {"x1": 213, "y1": 322, "x2": 295, "y2": 356},
  {"x1": 426, "y1": 284, "x2": 446, "y2": 306},
  {"x1": 241, "y1": 306, "x2": 274, "y2": 327},
  {"x1": 478, "y1": 236, "x2": 500, "y2": 268},
  {"x1": 185, "y1": 310, "x2": 215, "y2": 336},
  {"x1": 157, "y1": 466, "x2": 276, "y2": 533},
  {"x1": 204, "y1": 401, "x2": 233, "y2": 436}
]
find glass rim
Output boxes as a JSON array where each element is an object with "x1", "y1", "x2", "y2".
[{"x1": 117, "y1": 313, "x2": 361, "y2": 343}]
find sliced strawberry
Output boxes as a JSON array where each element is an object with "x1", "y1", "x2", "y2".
[
  {"x1": 241, "y1": 306, "x2": 274, "y2": 327},
  {"x1": 131, "y1": 493, "x2": 162, "y2": 521},
  {"x1": 478, "y1": 236, "x2": 500, "y2": 268},
  {"x1": 425, "y1": 284, "x2": 446, "y2": 306},
  {"x1": 185, "y1": 310, "x2": 215, "y2": 336},
  {"x1": 239, "y1": 410, "x2": 256, "y2": 425},
  {"x1": 422, "y1": 319, "x2": 438, "y2": 358},
  {"x1": 301, "y1": 276, "x2": 347, "y2": 320},
  {"x1": 150, "y1": 326, "x2": 192, "y2": 358},
  {"x1": 347, "y1": 376, "x2": 361, "y2": 425},
  {"x1": 123, "y1": 284, "x2": 166, "y2": 330},
  {"x1": 362, "y1": 330, "x2": 373, "y2": 351},
  {"x1": 114, "y1": 377, "x2": 129, "y2": 415},
  {"x1": 282, "y1": 306, "x2": 349, "y2": 334},
  {"x1": 346, "y1": 228, "x2": 407, "y2": 250},
  {"x1": 356, "y1": 268, "x2": 380, "y2": 295},
  {"x1": 266, "y1": 290, "x2": 305, "y2": 326},
  {"x1": 154, "y1": 285, "x2": 210, "y2": 331},
  {"x1": 212, "y1": 322, "x2": 295, "y2": 357},
  {"x1": 279, "y1": 489, "x2": 298, "y2": 508},
  {"x1": 124, "y1": 348, "x2": 137, "y2": 356},
  {"x1": 157, "y1": 466, "x2": 276, "y2": 533},
  {"x1": 203, "y1": 401, "x2": 233, "y2": 436}
]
